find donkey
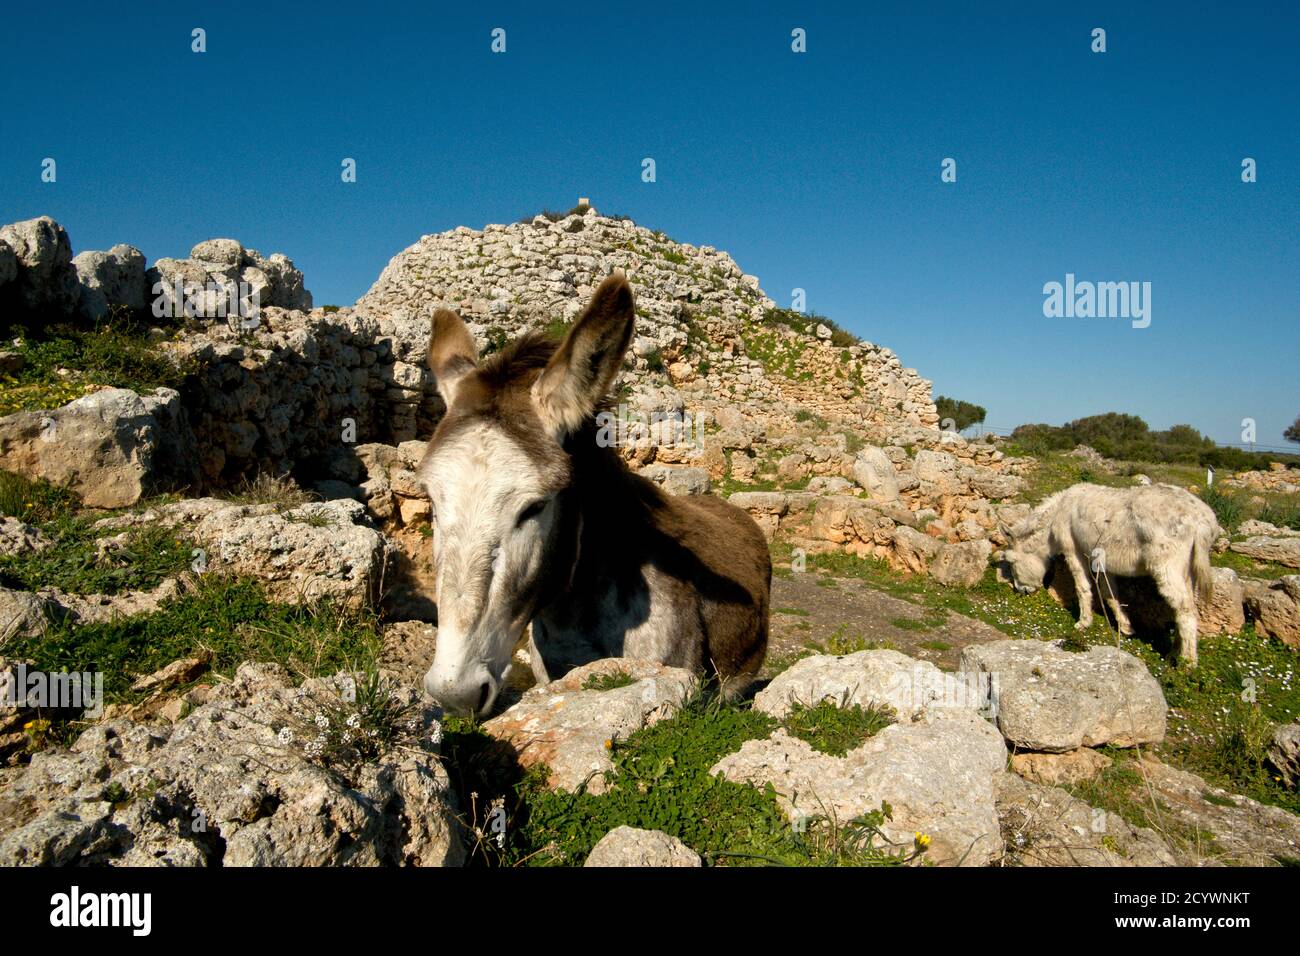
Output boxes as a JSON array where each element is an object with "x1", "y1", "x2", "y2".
[
  {"x1": 416, "y1": 274, "x2": 771, "y2": 716},
  {"x1": 999, "y1": 482, "x2": 1218, "y2": 666}
]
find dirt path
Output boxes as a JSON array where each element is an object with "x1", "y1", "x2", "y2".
[{"x1": 765, "y1": 573, "x2": 1008, "y2": 674}]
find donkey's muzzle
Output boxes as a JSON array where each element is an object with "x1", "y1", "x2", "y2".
[{"x1": 424, "y1": 665, "x2": 499, "y2": 718}]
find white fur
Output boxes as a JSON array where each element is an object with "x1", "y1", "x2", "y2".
[
  {"x1": 1002, "y1": 483, "x2": 1219, "y2": 666},
  {"x1": 418, "y1": 424, "x2": 559, "y2": 714}
]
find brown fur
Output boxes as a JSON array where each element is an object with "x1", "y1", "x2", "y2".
[{"x1": 421, "y1": 274, "x2": 770, "y2": 697}]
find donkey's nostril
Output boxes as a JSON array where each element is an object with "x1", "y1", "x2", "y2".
[{"x1": 477, "y1": 682, "x2": 492, "y2": 714}]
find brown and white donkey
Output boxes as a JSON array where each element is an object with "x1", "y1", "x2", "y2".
[{"x1": 417, "y1": 273, "x2": 770, "y2": 716}]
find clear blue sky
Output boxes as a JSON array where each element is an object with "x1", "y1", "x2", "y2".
[{"x1": 2, "y1": 2, "x2": 1296, "y2": 447}]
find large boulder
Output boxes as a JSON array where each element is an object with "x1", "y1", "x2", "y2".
[
  {"x1": 584, "y1": 826, "x2": 701, "y2": 867},
  {"x1": 996, "y1": 773, "x2": 1178, "y2": 866},
  {"x1": 147, "y1": 241, "x2": 312, "y2": 317},
  {"x1": 958, "y1": 640, "x2": 1166, "y2": 752},
  {"x1": 100, "y1": 497, "x2": 393, "y2": 608},
  {"x1": 483, "y1": 658, "x2": 699, "y2": 794},
  {"x1": 754, "y1": 649, "x2": 984, "y2": 721},
  {"x1": 711, "y1": 709, "x2": 1008, "y2": 866},
  {"x1": 1231, "y1": 536, "x2": 1300, "y2": 569},
  {"x1": 1243, "y1": 576, "x2": 1300, "y2": 647},
  {"x1": 851, "y1": 447, "x2": 899, "y2": 502},
  {"x1": 72, "y1": 244, "x2": 147, "y2": 318},
  {"x1": 892, "y1": 524, "x2": 940, "y2": 574},
  {"x1": 912, "y1": 449, "x2": 963, "y2": 494},
  {"x1": 0, "y1": 387, "x2": 196, "y2": 508},
  {"x1": 929, "y1": 539, "x2": 992, "y2": 587},
  {"x1": 0, "y1": 216, "x2": 80, "y2": 314},
  {"x1": 0, "y1": 663, "x2": 464, "y2": 866}
]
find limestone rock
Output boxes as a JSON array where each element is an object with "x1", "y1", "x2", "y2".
[
  {"x1": 1009, "y1": 748, "x2": 1113, "y2": 787},
  {"x1": 584, "y1": 826, "x2": 702, "y2": 867},
  {"x1": 959, "y1": 640, "x2": 1166, "y2": 752},
  {"x1": 0, "y1": 387, "x2": 195, "y2": 508},
  {"x1": 711, "y1": 710, "x2": 1008, "y2": 866},
  {"x1": 0, "y1": 663, "x2": 464, "y2": 866},
  {"x1": 1231, "y1": 536, "x2": 1300, "y2": 569},
  {"x1": 99, "y1": 497, "x2": 393, "y2": 608},
  {"x1": 754, "y1": 649, "x2": 983, "y2": 721},
  {"x1": 1267, "y1": 723, "x2": 1300, "y2": 788},
  {"x1": 1243, "y1": 576, "x2": 1300, "y2": 647},
  {"x1": 72, "y1": 244, "x2": 147, "y2": 318},
  {"x1": 0, "y1": 216, "x2": 79, "y2": 313},
  {"x1": 929, "y1": 539, "x2": 992, "y2": 587},
  {"x1": 483, "y1": 658, "x2": 699, "y2": 794},
  {"x1": 996, "y1": 773, "x2": 1178, "y2": 866},
  {"x1": 0, "y1": 516, "x2": 52, "y2": 557}
]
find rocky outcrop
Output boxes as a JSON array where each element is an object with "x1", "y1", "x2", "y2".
[
  {"x1": 0, "y1": 663, "x2": 464, "y2": 866},
  {"x1": 1231, "y1": 535, "x2": 1300, "y2": 569},
  {"x1": 584, "y1": 826, "x2": 702, "y2": 867},
  {"x1": 72, "y1": 244, "x2": 147, "y2": 319},
  {"x1": 1243, "y1": 576, "x2": 1300, "y2": 647},
  {"x1": 97, "y1": 497, "x2": 393, "y2": 608},
  {"x1": 483, "y1": 658, "x2": 699, "y2": 794},
  {"x1": 0, "y1": 387, "x2": 196, "y2": 508},
  {"x1": 959, "y1": 640, "x2": 1166, "y2": 753},
  {"x1": 996, "y1": 773, "x2": 1178, "y2": 866},
  {"x1": 0, "y1": 216, "x2": 79, "y2": 314},
  {"x1": 712, "y1": 709, "x2": 1008, "y2": 866},
  {"x1": 754, "y1": 649, "x2": 984, "y2": 721},
  {"x1": 148, "y1": 239, "x2": 311, "y2": 316}
]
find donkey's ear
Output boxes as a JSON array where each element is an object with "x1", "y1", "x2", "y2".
[
  {"x1": 427, "y1": 308, "x2": 479, "y2": 406},
  {"x1": 533, "y1": 273, "x2": 635, "y2": 437}
]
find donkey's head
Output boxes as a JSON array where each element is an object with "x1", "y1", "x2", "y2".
[{"x1": 417, "y1": 274, "x2": 636, "y2": 716}]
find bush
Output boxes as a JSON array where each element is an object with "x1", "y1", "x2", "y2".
[
  {"x1": 934, "y1": 396, "x2": 986, "y2": 432},
  {"x1": 1201, "y1": 484, "x2": 1245, "y2": 532},
  {"x1": 1010, "y1": 413, "x2": 1300, "y2": 470}
]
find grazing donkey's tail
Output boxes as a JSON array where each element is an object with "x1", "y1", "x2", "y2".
[{"x1": 1190, "y1": 523, "x2": 1215, "y2": 604}]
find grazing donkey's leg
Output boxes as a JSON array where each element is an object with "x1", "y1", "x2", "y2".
[
  {"x1": 1151, "y1": 566, "x2": 1199, "y2": 667},
  {"x1": 1064, "y1": 549, "x2": 1094, "y2": 630},
  {"x1": 1106, "y1": 592, "x2": 1135, "y2": 636}
]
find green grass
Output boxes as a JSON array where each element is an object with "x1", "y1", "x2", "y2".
[
  {"x1": 0, "y1": 469, "x2": 79, "y2": 521},
  {"x1": 0, "y1": 309, "x2": 194, "y2": 417},
  {"x1": 581, "y1": 669, "x2": 637, "y2": 691},
  {"x1": 0, "y1": 521, "x2": 193, "y2": 595},
  {"x1": 5, "y1": 576, "x2": 381, "y2": 707},
  {"x1": 782, "y1": 700, "x2": 894, "y2": 756},
  {"x1": 442, "y1": 692, "x2": 921, "y2": 867}
]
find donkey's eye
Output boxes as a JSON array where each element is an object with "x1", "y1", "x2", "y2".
[{"x1": 516, "y1": 499, "x2": 548, "y2": 527}]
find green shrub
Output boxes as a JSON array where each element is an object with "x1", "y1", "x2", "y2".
[
  {"x1": 1201, "y1": 484, "x2": 1245, "y2": 532},
  {"x1": 782, "y1": 700, "x2": 894, "y2": 756}
]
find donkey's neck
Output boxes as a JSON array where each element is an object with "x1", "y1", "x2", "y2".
[{"x1": 531, "y1": 438, "x2": 667, "y2": 656}]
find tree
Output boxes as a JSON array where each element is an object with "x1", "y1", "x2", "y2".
[
  {"x1": 934, "y1": 396, "x2": 987, "y2": 432},
  {"x1": 1286, "y1": 415, "x2": 1300, "y2": 444}
]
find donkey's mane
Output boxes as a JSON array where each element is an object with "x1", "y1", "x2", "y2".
[{"x1": 477, "y1": 331, "x2": 558, "y2": 389}]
